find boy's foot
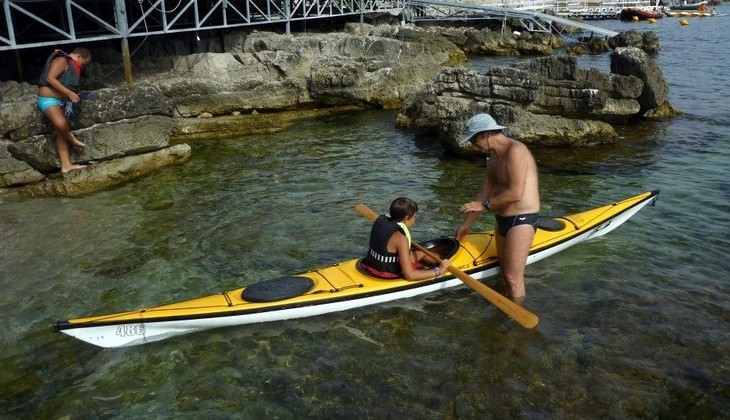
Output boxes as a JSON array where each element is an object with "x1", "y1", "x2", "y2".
[
  {"x1": 70, "y1": 137, "x2": 86, "y2": 148},
  {"x1": 61, "y1": 164, "x2": 87, "y2": 174}
]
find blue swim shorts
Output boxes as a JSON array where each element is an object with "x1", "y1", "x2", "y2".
[{"x1": 36, "y1": 96, "x2": 65, "y2": 113}]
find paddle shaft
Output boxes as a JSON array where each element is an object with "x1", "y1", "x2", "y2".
[{"x1": 354, "y1": 203, "x2": 539, "y2": 329}]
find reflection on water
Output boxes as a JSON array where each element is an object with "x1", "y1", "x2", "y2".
[{"x1": 2, "y1": 13, "x2": 730, "y2": 418}]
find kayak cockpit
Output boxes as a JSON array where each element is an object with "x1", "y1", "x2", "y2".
[{"x1": 356, "y1": 237, "x2": 460, "y2": 279}]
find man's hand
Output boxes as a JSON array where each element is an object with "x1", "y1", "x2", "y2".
[
  {"x1": 455, "y1": 225, "x2": 470, "y2": 241},
  {"x1": 459, "y1": 200, "x2": 487, "y2": 214}
]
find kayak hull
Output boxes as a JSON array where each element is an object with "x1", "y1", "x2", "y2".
[{"x1": 55, "y1": 190, "x2": 659, "y2": 348}]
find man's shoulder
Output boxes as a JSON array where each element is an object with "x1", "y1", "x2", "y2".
[{"x1": 506, "y1": 138, "x2": 531, "y2": 155}]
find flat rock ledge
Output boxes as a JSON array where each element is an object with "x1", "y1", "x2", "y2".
[
  {"x1": 0, "y1": 144, "x2": 191, "y2": 198},
  {"x1": 0, "y1": 24, "x2": 676, "y2": 196}
]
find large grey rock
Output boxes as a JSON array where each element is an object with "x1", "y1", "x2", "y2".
[
  {"x1": 173, "y1": 80, "x2": 308, "y2": 117},
  {"x1": 529, "y1": 80, "x2": 608, "y2": 115},
  {"x1": 507, "y1": 109, "x2": 616, "y2": 146},
  {"x1": 8, "y1": 115, "x2": 177, "y2": 173},
  {"x1": 396, "y1": 56, "x2": 640, "y2": 151},
  {"x1": 0, "y1": 95, "x2": 44, "y2": 140},
  {"x1": 611, "y1": 46, "x2": 668, "y2": 114},
  {"x1": 609, "y1": 30, "x2": 660, "y2": 55},
  {"x1": 486, "y1": 67, "x2": 539, "y2": 104},
  {"x1": 590, "y1": 97, "x2": 642, "y2": 119},
  {"x1": 515, "y1": 31, "x2": 560, "y2": 55},
  {"x1": 309, "y1": 56, "x2": 366, "y2": 105},
  {"x1": 241, "y1": 32, "x2": 331, "y2": 55},
  {"x1": 172, "y1": 52, "x2": 279, "y2": 83},
  {"x1": 576, "y1": 68, "x2": 644, "y2": 99},
  {"x1": 0, "y1": 140, "x2": 45, "y2": 187},
  {"x1": 0, "y1": 80, "x2": 35, "y2": 100},
  {"x1": 515, "y1": 55, "x2": 578, "y2": 81},
  {"x1": 1, "y1": 84, "x2": 175, "y2": 141},
  {"x1": 75, "y1": 84, "x2": 175, "y2": 127},
  {"x1": 461, "y1": 28, "x2": 520, "y2": 55}
]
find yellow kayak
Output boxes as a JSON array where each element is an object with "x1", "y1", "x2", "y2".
[{"x1": 55, "y1": 190, "x2": 659, "y2": 348}]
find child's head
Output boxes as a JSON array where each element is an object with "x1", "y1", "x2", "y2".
[
  {"x1": 71, "y1": 47, "x2": 92, "y2": 65},
  {"x1": 389, "y1": 197, "x2": 418, "y2": 222}
]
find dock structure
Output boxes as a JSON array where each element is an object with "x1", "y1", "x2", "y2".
[
  {"x1": 1, "y1": 0, "x2": 620, "y2": 51},
  {"x1": 0, "y1": 0, "x2": 408, "y2": 52},
  {"x1": 1, "y1": 0, "x2": 617, "y2": 81},
  {"x1": 407, "y1": 0, "x2": 618, "y2": 38}
]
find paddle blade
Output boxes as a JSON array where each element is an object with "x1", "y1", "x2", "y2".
[{"x1": 450, "y1": 268, "x2": 540, "y2": 329}]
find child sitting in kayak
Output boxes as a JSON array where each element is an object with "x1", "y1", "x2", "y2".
[{"x1": 360, "y1": 197, "x2": 449, "y2": 280}]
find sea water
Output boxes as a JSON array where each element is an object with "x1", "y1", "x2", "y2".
[{"x1": 1, "y1": 11, "x2": 728, "y2": 418}]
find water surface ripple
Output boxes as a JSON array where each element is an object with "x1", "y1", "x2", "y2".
[{"x1": 1, "y1": 11, "x2": 729, "y2": 418}]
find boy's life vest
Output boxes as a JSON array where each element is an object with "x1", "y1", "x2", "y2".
[
  {"x1": 38, "y1": 50, "x2": 82, "y2": 93},
  {"x1": 362, "y1": 215, "x2": 410, "y2": 275}
]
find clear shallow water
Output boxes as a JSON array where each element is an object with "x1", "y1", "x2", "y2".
[{"x1": 2, "y1": 11, "x2": 729, "y2": 418}]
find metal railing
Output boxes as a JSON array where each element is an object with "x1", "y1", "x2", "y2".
[
  {"x1": 408, "y1": 0, "x2": 618, "y2": 37},
  {"x1": 1, "y1": 0, "x2": 407, "y2": 51},
  {"x1": 1, "y1": 0, "x2": 617, "y2": 52}
]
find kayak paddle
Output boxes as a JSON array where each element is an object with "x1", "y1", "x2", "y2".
[{"x1": 354, "y1": 203, "x2": 539, "y2": 329}]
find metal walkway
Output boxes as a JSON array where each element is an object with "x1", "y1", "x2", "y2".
[
  {"x1": 1, "y1": 0, "x2": 406, "y2": 51},
  {"x1": 408, "y1": 0, "x2": 618, "y2": 38},
  {"x1": 2, "y1": 0, "x2": 616, "y2": 53}
]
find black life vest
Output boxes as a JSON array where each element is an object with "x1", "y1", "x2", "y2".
[
  {"x1": 38, "y1": 50, "x2": 82, "y2": 93},
  {"x1": 361, "y1": 215, "x2": 404, "y2": 275}
]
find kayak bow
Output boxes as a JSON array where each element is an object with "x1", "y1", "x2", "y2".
[{"x1": 55, "y1": 190, "x2": 659, "y2": 348}]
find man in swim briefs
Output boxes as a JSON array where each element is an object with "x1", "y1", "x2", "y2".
[
  {"x1": 455, "y1": 113, "x2": 541, "y2": 303},
  {"x1": 37, "y1": 47, "x2": 92, "y2": 173}
]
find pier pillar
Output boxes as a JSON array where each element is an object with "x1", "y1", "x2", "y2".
[
  {"x1": 15, "y1": 51, "x2": 23, "y2": 81},
  {"x1": 285, "y1": 0, "x2": 291, "y2": 35},
  {"x1": 121, "y1": 37, "x2": 133, "y2": 85},
  {"x1": 115, "y1": 0, "x2": 133, "y2": 84}
]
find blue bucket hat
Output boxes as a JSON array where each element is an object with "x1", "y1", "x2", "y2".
[{"x1": 459, "y1": 113, "x2": 505, "y2": 146}]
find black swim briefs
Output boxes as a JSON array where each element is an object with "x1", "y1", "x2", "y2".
[{"x1": 495, "y1": 213, "x2": 540, "y2": 236}]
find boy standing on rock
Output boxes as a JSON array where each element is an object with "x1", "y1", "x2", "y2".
[{"x1": 36, "y1": 47, "x2": 92, "y2": 173}]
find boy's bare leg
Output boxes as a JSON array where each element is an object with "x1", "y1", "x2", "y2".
[
  {"x1": 45, "y1": 106, "x2": 86, "y2": 172},
  {"x1": 68, "y1": 132, "x2": 86, "y2": 148},
  {"x1": 55, "y1": 132, "x2": 86, "y2": 173}
]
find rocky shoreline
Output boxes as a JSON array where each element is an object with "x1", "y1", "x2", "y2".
[{"x1": 0, "y1": 23, "x2": 676, "y2": 197}]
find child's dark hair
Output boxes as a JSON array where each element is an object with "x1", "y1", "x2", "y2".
[
  {"x1": 389, "y1": 197, "x2": 418, "y2": 222},
  {"x1": 72, "y1": 47, "x2": 92, "y2": 61}
]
